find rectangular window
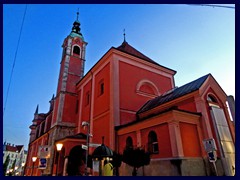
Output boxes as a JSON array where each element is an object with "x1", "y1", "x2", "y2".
[
  {"x1": 98, "y1": 79, "x2": 104, "y2": 96},
  {"x1": 152, "y1": 142, "x2": 159, "y2": 153},
  {"x1": 85, "y1": 91, "x2": 90, "y2": 106},
  {"x1": 148, "y1": 142, "x2": 159, "y2": 154},
  {"x1": 100, "y1": 83, "x2": 104, "y2": 95}
]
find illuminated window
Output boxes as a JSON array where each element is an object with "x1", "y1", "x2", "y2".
[{"x1": 148, "y1": 131, "x2": 159, "y2": 154}]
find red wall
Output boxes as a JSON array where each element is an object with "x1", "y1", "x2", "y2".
[
  {"x1": 141, "y1": 123, "x2": 172, "y2": 158},
  {"x1": 92, "y1": 113, "x2": 111, "y2": 146},
  {"x1": 180, "y1": 122, "x2": 201, "y2": 157},
  {"x1": 120, "y1": 111, "x2": 136, "y2": 125},
  {"x1": 45, "y1": 113, "x2": 52, "y2": 132},
  {"x1": 119, "y1": 61, "x2": 173, "y2": 124},
  {"x1": 93, "y1": 63, "x2": 110, "y2": 117},
  {"x1": 118, "y1": 132, "x2": 137, "y2": 154},
  {"x1": 25, "y1": 134, "x2": 49, "y2": 176},
  {"x1": 62, "y1": 95, "x2": 78, "y2": 123},
  {"x1": 56, "y1": 59, "x2": 64, "y2": 94},
  {"x1": 81, "y1": 81, "x2": 92, "y2": 122},
  {"x1": 66, "y1": 56, "x2": 83, "y2": 93},
  {"x1": 76, "y1": 62, "x2": 111, "y2": 146},
  {"x1": 177, "y1": 97, "x2": 197, "y2": 112},
  {"x1": 52, "y1": 96, "x2": 60, "y2": 125}
]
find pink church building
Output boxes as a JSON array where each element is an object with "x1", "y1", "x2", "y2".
[{"x1": 24, "y1": 13, "x2": 235, "y2": 176}]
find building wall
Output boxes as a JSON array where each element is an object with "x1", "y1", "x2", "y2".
[
  {"x1": 80, "y1": 80, "x2": 91, "y2": 122},
  {"x1": 25, "y1": 21, "x2": 235, "y2": 176},
  {"x1": 3, "y1": 144, "x2": 27, "y2": 176},
  {"x1": 93, "y1": 62, "x2": 110, "y2": 117},
  {"x1": 179, "y1": 122, "x2": 201, "y2": 157},
  {"x1": 76, "y1": 61, "x2": 112, "y2": 147},
  {"x1": 119, "y1": 158, "x2": 207, "y2": 176},
  {"x1": 52, "y1": 98, "x2": 59, "y2": 126},
  {"x1": 61, "y1": 94, "x2": 78, "y2": 123},
  {"x1": 141, "y1": 123, "x2": 172, "y2": 158},
  {"x1": 118, "y1": 60, "x2": 173, "y2": 125},
  {"x1": 118, "y1": 132, "x2": 137, "y2": 154},
  {"x1": 92, "y1": 113, "x2": 111, "y2": 146},
  {"x1": 177, "y1": 97, "x2": 197, "y2": 112}
]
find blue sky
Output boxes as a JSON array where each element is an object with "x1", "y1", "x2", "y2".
[{"x1": 3, "y1": 4, "x2": 235, "y2": 149}]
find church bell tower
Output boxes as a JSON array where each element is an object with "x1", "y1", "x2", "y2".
[{"x1": 52, "y1": 11, "x2": 87, "y2": 129}]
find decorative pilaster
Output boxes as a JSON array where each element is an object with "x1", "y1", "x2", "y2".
[{"x1": 168, "y1": 121, "x2": 184, "y2": 157}]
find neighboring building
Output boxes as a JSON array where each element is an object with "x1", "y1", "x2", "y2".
[
  {"x1": 24, "y1": 13, "x2": 235, "y2": 176},
  {"x1": 3, "y1": 142, "x2": 27, "y2": 176}
]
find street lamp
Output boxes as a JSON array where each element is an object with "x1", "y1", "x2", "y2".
[
  {"x1": 14, "y1": 166, "x2": 18, "y2": 176},
  {"x1": 56, "y1": 143, "x2": 63, "y2": 176},
  {"x1": 82, "y1": 121, "x2": 91, "y2": 176},
  {"x1": 31, "y1": 157, "x2": 37, "y2": 176},
  {"x1": 9, "y1": 169, "x2": 13, "y2": 176}
]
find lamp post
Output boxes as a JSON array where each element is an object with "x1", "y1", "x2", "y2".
[
  {"x1": 82, "y1": 121, "x2": 91, "y2": 176},
  {"x1": 21, "y1": 163, "x2": 25, "y2": 176},
  {"x1": 31, "y1": 157, "x2": 37, "y2": 176},
  {"x1": 56, "y1": 143, "x2": 63, "y2": 176}
]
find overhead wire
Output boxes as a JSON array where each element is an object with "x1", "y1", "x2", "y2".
[
  {"x1": 3, "y1": 4, "x2": 28, "y2": 117},
  {"x1": 187, "y1": 4, "x2": 235, "y2": 9}
]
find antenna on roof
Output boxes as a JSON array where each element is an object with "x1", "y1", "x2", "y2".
[{"x1": 123, "y1": 29, "x2": 126, "y2": 42}]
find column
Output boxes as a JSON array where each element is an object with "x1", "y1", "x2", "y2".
[
  {"x1": 168, "y1": 121, "x2": 184, "y2": 157},
  {"x1": 62, "y1": 156, "x2": 68, "y2": 176}
]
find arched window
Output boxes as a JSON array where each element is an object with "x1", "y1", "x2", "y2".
[
  {"x1": 136, "y1": 79, "x2": 159, "y2": 97},
  {"x1": 148, "y1": 131, "x2": 159, "y2": 154},
  {"x1": 36, "y1": 127, "x2": 40, "y2": 139},
  {"x1": 73, "y1": 46, "x2": 80, "y2": 55},
  {"x1": 126, "y1": 136, "x2": 133, "y2": 149},
  {"x1": 40, "y1": 121, "x2": 45, "y2": 136},
  {"x1": 207, "y1": 95, "x2": 218, "y2": 103},
  {"x1": 207, "y1": 94, "x2": 220, "y2": 108}
]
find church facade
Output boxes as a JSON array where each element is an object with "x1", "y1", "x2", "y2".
[{"x1": 24, "y1": 14, "x2": 235, "y2": 176}]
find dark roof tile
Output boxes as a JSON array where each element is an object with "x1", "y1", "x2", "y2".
[
  {"x1": 137, "y1": 73, "x2": 211, "y2": 114},
  {"x1": 115, "y1": 41, "x2": 158, "y2": 65},
  {"x1": 5, "y1": 145, "x2": 24, "y2": 152},
  {"x1": 114, "y1": 41, "x2": 176, "y2": 73}
]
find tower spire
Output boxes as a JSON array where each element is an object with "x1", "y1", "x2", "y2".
[
  {"x1": 76, "y1": 8, "x2": 79, "y2": 21},
  {"x1": 51, "y1": 94, "x2": 55, "y2": 100},
  {"x1": 70, "y1": 9, "x2": 83, "y2": 38},
  {"x1": 34, "y1": 104, "x2": 39, "y2": 115},
  {"x1": 123, "y1": 29, "x2": 126, "y2": 42}
]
